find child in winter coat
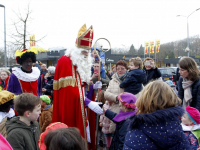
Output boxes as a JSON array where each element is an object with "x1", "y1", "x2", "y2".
[
  {"x1": 0, "y1": 91, "x2": 15, "y2": 138},
  {"x1": 42, "y1": 66, "x2": 55, "y2": 95},
  {"x1": 99, "y1": 101, "x2": 113, "y2": 149},
  {"x1": 103, "y1": 92, "x2": 137, "y2": 150},
  {"x1": 6, "y1": 93, "x2": 41, "y2": 150},
  {"x1": 44, "y1": 127, "x2": 87, "y2": 150},
  {"x1": 165, "y1": 80, "x2": 178, "y2": 95},
  {"x1": 123, "y1": 80, "x2": 191, "y2": 150},
  {"x1": 119, "y1": 57, "x2": 145, "y2": 95},
  {"x1": 181, "y1": 106, "x2": 200, "y2": 150},
  {"x1": 38, "y1": 122, "x2": 68, "y2": 150},
  {"x1": 39, "y1": 95, "x2": 53, "y2": 132}
]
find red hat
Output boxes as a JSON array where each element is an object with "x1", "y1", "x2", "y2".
[
  {"x1": 186, "y1": 106, "x2": 200, "y2": 125},
  {"x1": 75, "y1": 24, "x2": 93, "y2": 50},
  {"x1": 38, "y1": 122, "x2": 68, "y2": 150}
]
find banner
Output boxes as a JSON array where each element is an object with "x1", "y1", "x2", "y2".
[
  {"x1": 145, "y1": 42, "x2": 149, "y2": 54},
  {"x1": 30, "y1": 36, "x2": 32, "y2": 47},
  {"x1": 150, "y1": 41, "x2": 154, "y2": 53},
  {"x1": 33, "y1": 34, "x2": 35, "y2": 47},
  {"x1": 156, "y1": 40, "x2": 160, "y2": 53},
  {"x1": 30, "y1": 34, "x2": 35, "y2": 47}
]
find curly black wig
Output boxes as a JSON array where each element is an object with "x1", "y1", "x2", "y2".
[
  {"x1": 0, "y1": 100, "x2": 14, "y2": 113},
  {"x1": 17, "y1": 52, "x2": 36, "y2": 65}
]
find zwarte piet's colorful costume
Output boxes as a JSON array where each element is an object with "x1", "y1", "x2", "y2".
[
  {"x1": 53, "y1": 24, "x2": 96, "y2": 149},
  {"x1": 4, "y1": 49, "x2": 42, "y2": 97}
]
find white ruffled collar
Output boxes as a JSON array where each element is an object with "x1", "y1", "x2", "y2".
[
  {"x1": 0, "y1": 108, "x2": 15, "y2": 123},
  {"x1": 181, "y1": 123, "x2": 200, "y2": 131},
  {"x1": 12, "y1": 67, "x2": 40, "y2": 82}
]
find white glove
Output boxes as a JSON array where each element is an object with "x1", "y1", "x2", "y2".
[
  {"x1": 93, "y1": 81, "x2": 102, "y2": 89},
  {"x1": 88, "y1": 101, "x2": 103, "y2": 114}
]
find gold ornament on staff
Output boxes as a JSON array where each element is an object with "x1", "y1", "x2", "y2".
[{"x1": 93, "y1": 38, "x2": 111, "y2": 149}]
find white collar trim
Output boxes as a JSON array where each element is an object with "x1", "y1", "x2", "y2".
[
  {"x1": 181, "y1": 123, "x2": 200, "y2": 131},
  {"x1": 0, "y1": 108, "x2": 15, "y2": 123},
  {"x1": 12, "y1": 67, "x2": 40, "y2": 82}
]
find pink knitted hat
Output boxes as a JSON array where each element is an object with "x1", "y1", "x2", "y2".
[{"x1": 186, "y1": 106, "x2": 200, "y2": 125}]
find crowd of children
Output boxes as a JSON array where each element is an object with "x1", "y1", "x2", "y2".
[{"x1": 0, "y1": 55, "x2": 199, "y2": 150}]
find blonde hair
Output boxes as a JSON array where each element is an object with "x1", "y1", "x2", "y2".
[
  {"x1": 179, "y1": 57, "x2": 200, "y2": 81},
  {"x1": 129, "y1": 57, "x2": 143, "y2": 69},
  {"x1": 136, "y1": 80, "x2": 181, "y2": 114},
  {"x1": 0, "y1": 69, "x2": 11, "y2": 76},
  {"x1": 112, "y1": 65, "x2": 116, "y2": 70}
]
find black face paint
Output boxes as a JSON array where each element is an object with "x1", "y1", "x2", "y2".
[{"x1": 21, "y1": 58, "x2": 33, "y2": 73}]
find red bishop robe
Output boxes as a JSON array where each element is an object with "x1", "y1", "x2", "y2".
[{"x1": 53, "y1": 55, "x2": 96, "y2": 149}]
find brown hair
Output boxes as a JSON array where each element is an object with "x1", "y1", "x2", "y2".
[
  {"x1": 116, "y1": 60, "x2": 128, "y2": 70},
  {"x1": 14, "y1": 93, "x2": 41, "y2": 116},
  {"x1": 179, "y1": 57, "x2": 200, "y2": 81},
  {"x1": 129, "y1": 57, "x2": 143, "y2": 69},
  {"x1": 136, "y1": 80, "x2": 181, "y2": 114},
  {"x1": 45, "y1": 127, "x2": 87, "y2": 150},
  {"x1": 0, "y1": 69, "x2": 11, "y2": 76}
]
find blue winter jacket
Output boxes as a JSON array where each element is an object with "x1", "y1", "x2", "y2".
[
  {"x1": 178, "y1": 77, "x2": 200, "y2": 111},
  {"x1": 119, "y1": 69, "x2": 145, "y2": 95},
  {"x1": 123, "y1": 107, "x2": 191, "y2": 150}
]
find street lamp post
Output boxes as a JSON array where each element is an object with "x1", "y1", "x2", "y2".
[
  {"x1": 122, "y1": 44, "x2": 126, "y2": 51},
  {"x1": 177, "y1": 8, "x2": 200, "y2": 57},
  {"x1": 0, "y1": 4, "x2": 7, "y2": 67}
]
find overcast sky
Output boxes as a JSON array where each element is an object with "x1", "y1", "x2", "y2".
[{"x1": 0, "y1": 0, "x2": 200, "y2": 51}]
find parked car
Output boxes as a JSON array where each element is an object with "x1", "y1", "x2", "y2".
[
  {"x1": 168, "y1": 67, "x2": 177, "y2": 74},
  {"x1": 158, "y1": 68, "x2": 173, "y2": 82},
  {"x1": 168, "y1": 67, "x2": 178, "y2": 84}
]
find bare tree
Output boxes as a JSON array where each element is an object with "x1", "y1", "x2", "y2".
[{"x1": 9, "y1": 4, "x2": 46, "y2": 50}]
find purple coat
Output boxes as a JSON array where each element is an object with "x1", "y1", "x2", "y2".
[{"x1": 6, "y1": 73, "x2": 42, "y2": 97}]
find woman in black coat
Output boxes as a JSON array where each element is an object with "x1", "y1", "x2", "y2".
[
  {"x1": 178, "y1": 57, "x2": 200, "y2": 111},
  {"x1": 142, "y1": 57, "x2": 161, "y2": 86}
]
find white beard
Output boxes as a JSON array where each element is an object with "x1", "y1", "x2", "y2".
[{"x1": 65, "y1": 47, "x2": 93, "y2": 84}]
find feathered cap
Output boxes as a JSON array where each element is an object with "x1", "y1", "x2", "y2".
[
  {"x1": 15, "y1": 47, "x2": 48, "y2": 64},
  {"x1": 75, "y1": 24, "x2": 94, "y2": 50},
  {"x1": 0, "y1": 90, "x2": 14, "y2": 105}
]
